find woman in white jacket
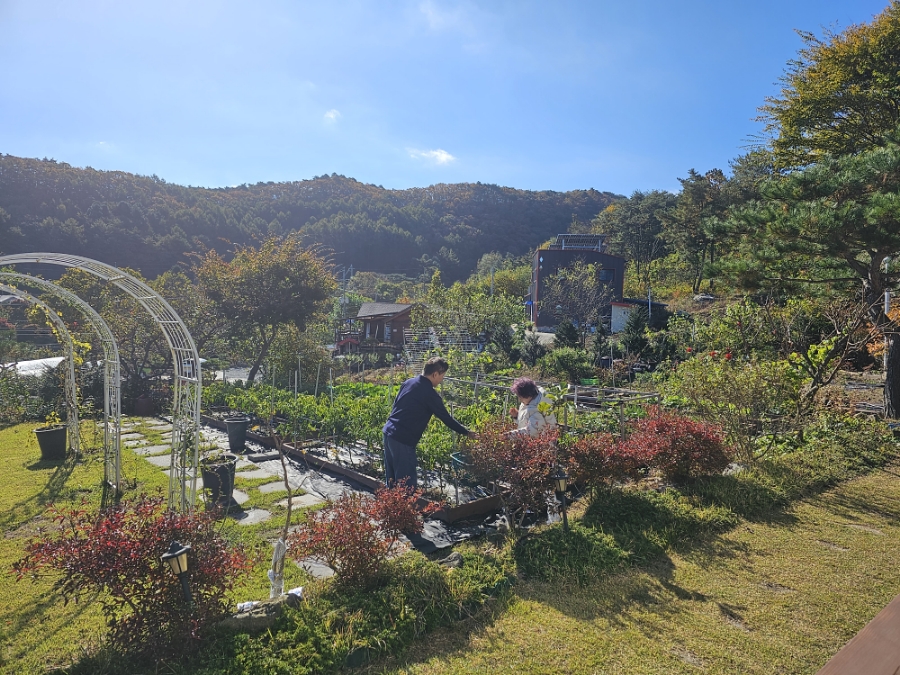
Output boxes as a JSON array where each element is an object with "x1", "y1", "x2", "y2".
[{"x1": 509, "y1": 377, "x2": 557, "y2": 437}]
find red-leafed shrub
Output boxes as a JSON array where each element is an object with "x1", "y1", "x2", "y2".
[
  {"x1": 561, "y1": 432, "x2": 642, "y2": 491},
  {"x1": 620, "y1": 407, "x2": 730, "y2": 482},
  {"x1": 288, "y1": 484, "x2": 426, "y2": 589},
  {"x1": 13, "y1": 495, "x2": 253, "y2": 661},
  {"x1": 468, "y1": 420, "x2": 559, "y2": 527}
]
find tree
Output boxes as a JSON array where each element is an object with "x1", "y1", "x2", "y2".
[
  {"x1": 731, "y1": 133, "x2": 900, "y2": 416},
  {"x1": 591, "y1": 190, "x2": 674, "y2": 293},
  {"x1": 760, "y1": 2, "x2": 900, "y2": 169},
  {"x1": 413, "y1": 270, "x2": 524, "y2": 344},
  {"x1": 621, "y1": 306, "x2": 649, "y2": 358},
  {"x1": 590, "y1": 323, "x2": 609, "y2": 366},
  {"x1": 55, "y1": 268, "x2": 171, "y2": 399},
  {"x1": 554, "y1": 320, "x2": 580, "y2": 349},
  {"x1": 662, "y1": 169, "x2": 728, "y2": 294},
  {"x1": 195, "y1": 236, "x2": 336, "y2": 383},
  {"x1": 540, "y1": 261, "x2": 615, "y2": 348}
]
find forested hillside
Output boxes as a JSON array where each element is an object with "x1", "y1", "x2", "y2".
[{"x1": 0, "y1": 155, "x2": 621, "y2": 280}]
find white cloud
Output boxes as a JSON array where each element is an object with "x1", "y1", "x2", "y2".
[
  {"x1": 408, "y1": 148, "x2": 456, "y2": 165},
  {"x1": 419, "y1": 0, "x2": 446, "y2": 29},
  {"x1": 324, "y1": 109, "x2": 341, "y2": 122}
]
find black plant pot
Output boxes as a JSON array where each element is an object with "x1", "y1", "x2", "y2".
[
  {"x1": 200, "y1": 454, "x2": 238, "y2": 509},
  {"x1": 134, "y1": 396, "x2": 154, "y2": 417},
  {"x1": 224, "y1": 416, "x2": 251, "y2": 453},
  {"x1": 34, "y1": 425, "x2": 67, "y2": 461}
]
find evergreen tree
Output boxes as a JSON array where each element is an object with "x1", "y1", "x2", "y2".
[
  {"x1": 554, "y1": 320, "x2": 580, "y2": 349},
  {"x1": 590, "y1": 324, "x2": 609, "y2": 367},
  {"x1": 621, "y1": 307, "x2": 649, "y2": 358}
]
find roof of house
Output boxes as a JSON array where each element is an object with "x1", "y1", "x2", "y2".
[
  {"x1": 611, "y1": 299, "x2": 668, "y2": 308},
  {"x1": 356, "y1": 302, "x2": 413, "y2": 319}
]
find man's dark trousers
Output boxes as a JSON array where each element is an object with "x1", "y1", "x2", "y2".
[{"x1": 383, "y1": 433, "x2": 418, "y2": 488}]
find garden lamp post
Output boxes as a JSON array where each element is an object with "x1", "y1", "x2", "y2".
[
  {"x1": 161, "y1": 541, "x2": 193, "y2": 605},
  {"x1": 551, "y1": 467, "x2": 569, "y2": 533}
]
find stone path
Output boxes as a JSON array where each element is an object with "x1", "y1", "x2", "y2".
[{"x1": 123, "y1": 416, "x2": 471, "y2": 578}]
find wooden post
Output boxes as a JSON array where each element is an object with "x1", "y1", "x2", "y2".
[
  {"x1": 619, "y1": 400, "x2": 625, "y2": 441},
  {"x1": 573, "y1": 384, "x2": 578, "y2": 431}
]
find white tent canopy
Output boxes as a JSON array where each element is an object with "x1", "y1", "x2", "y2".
[{"x1": 2, "y1": 356, "x2": 65, "y2": 376}]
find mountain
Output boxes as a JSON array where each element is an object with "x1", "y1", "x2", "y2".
[{"x1": 0, "y1": 154, "x2": 622, "y2": 281}]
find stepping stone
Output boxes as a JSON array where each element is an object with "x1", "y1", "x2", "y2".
[
  {"x1": 236, "y1": 458, "x2": 255, "y2": 469},
  {"x1": 246, "y1": 451, "x2": 281, "y2": 462},
  {"x1": 232, "y1": 488, "x2": 250, "y2": 505},
  {"x1": 148, "y1": 424, "x2": 172, "y2": 431},
  {"x1": 235, "y1": 468, "x2": 273, "y2": 480},
  {"x1": 124, "y1": 439, "x2": 148, "y2": 448},
  {"x1": 134, "y1": 444, "x2": 171, "y2": 456},
  {"x1": 120, "y1": 433, "x2": 144, "y2": 440},
  {"x1": 258, "y1": 481, "x2": 288, "y2": 494},
  {"x1": 295, "y1": 558, "x2": 334, "y2": 579},
  {"x1": 228, "y1": 508, "x2": 272, "y2": 526},
  {"x1": 132, "y1": 445, "x2": 171, "y2": 457},
  {"x1": 277, "y1": 494, "x2": 325, "y2": 509},
  {"x1": 145, "y1": 454, "x2": 174, "y2": 467}
]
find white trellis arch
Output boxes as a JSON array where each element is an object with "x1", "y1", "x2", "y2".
[
  {"x1": 0, "y1": 272, "x2": 121, "y2": 498},
  {"x1": 0, "y1": 283, "x2": 80, "y2": 457},
  {"x1": 0, "y1": 254, "x2": 201, "y2": 512}
]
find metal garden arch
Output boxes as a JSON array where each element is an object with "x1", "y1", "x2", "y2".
[
  {"x1": 0, "y1": 272, "x2": 122, "y2": 499},
  {"x1": 0, "y1": 283, "x2": 80, "y2": 457},
  {"x1": 0, "y1": 254, "x2": 201, "y2": 512}
]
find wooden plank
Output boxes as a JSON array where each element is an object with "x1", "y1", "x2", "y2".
[{"x1": 816, "y1": 594, "x2": 900, "y2": 675}]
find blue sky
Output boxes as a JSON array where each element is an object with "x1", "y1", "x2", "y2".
[{"x1": 0, "y1": 0, "x2": 890, "y2": 195}]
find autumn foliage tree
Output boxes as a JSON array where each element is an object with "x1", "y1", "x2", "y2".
[{"x1": 195, "y1": 235, "x2": 336, "y2": 382}]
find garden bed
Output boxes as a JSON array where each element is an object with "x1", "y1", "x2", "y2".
[{"x1": 200, "y1": 413, "x2": 506, "y2": 523}]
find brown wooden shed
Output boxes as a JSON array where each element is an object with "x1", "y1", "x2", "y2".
[{"x1": 355, "y1": 302, "x2": 414, "y2": 345}]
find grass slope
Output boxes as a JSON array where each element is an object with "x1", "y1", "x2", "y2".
[{"x1": 368, "y1": 464, "x2": 900, "y2": 674}]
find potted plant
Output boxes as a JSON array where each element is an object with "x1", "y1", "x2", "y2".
[
  {"x1": 133, "y1": 394, "x2": 154, "y2": 417},
  {"x1": 224, "y1": 414, "x2": 251, "y2": 453},
  {"x1": 34, "y1": 411, "x2": 67, "y2": 461},
  {"x1": 199, "y1": 448, "x2": 239, "y2": 511}
]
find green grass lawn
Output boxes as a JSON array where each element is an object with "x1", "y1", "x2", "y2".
[
  {"x1": 5, "y1": 418, "x2": 900, "y2": 674},
  {"x1": 0, "y1": 421, "x2": 306, "y2": 674},
  {"x1": 365, "y1": 464, "x2": 900, "y2": 674}
]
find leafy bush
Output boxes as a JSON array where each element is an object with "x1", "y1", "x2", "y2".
[
  {"x1": 14, "y1": 495, "x2": 253, "y2": 661},
  {"x1": 287, "y1": 485, "x2": 426, "y2": 589},
  {"x1": 560, "y1": 431, "x2": 641, "y2": 492},
  {"x1": 538, "y1": 346, "x2": 594, "y2": 383},
  {"x1": 620, "y1": 407, "x2": 730, "y2": 482},
  {"x1": 189, "y1": 549, "x2": 513, "y2": 675},
  {"x1": 660, "y1": 354, "x2": 801, "y2": 462},
  {"x1": 468, "y1": 422, "x2": 559, "y2": 527}
]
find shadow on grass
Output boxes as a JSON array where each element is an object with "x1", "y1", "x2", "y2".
[
  {"x1": 1, "y1": 455, "x2": 79, "y2": 532},
  {"x1": 0, "y1": 590, "x2": 101, "y2": 667},
  {"x1": 352, "y1": 593, "x2": 514, "y2": 675}
]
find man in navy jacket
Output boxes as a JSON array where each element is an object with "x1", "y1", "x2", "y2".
[{"x1": 382, "y1": 356, "x2": 476, "y2": 488}]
